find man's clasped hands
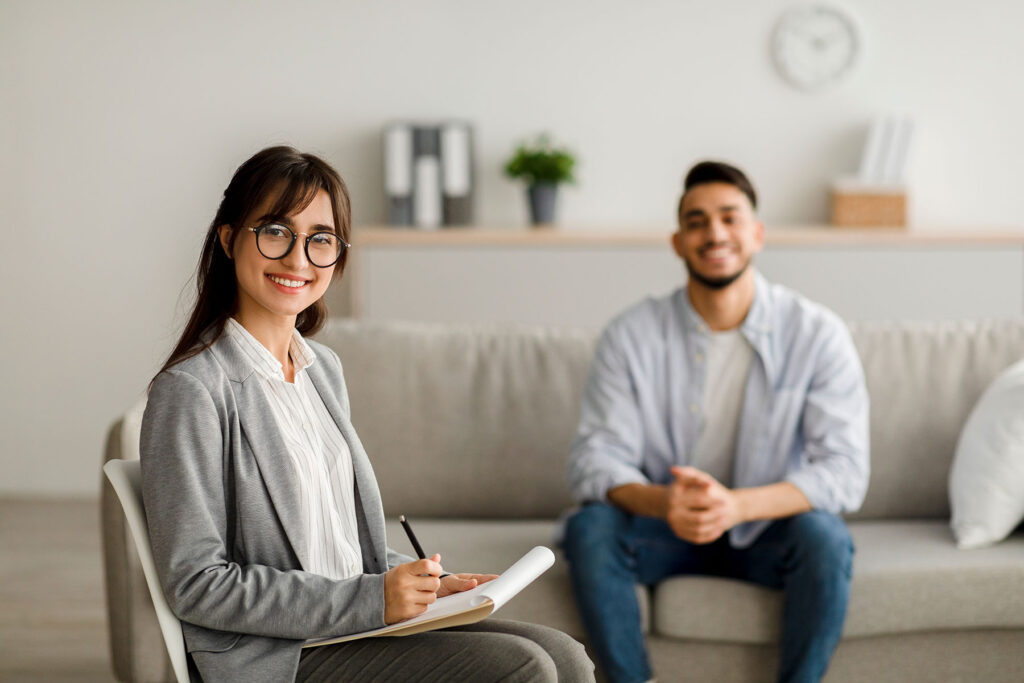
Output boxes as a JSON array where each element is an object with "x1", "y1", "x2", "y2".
[{"x1": 665, "y1": 466, "x2": 744, "y2": 545}]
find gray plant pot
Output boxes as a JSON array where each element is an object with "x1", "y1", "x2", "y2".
[{"x1": 527, "y1": 183, "x2": 559, "y2": 226}]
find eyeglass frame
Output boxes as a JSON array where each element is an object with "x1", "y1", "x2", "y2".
[{"x1": 245, "y1": 224, "x2": 350, "y2": 268}]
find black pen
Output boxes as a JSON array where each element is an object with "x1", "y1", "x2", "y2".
[{"x1": 399, "y1": 514, "x2": 427, "y2": 560}]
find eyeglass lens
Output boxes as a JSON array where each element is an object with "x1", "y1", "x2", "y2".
[{"x1": 256, "y1": 225, "x2": 343, "y2": 267}]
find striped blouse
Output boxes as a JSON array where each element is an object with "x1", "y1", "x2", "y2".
[{"x1": 224, "y1": 318, "x2": 363, "y2": 580}]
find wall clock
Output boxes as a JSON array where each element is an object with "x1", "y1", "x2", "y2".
[{"x1": 772, "y1": 4, "x2": 861, "y2": 92}]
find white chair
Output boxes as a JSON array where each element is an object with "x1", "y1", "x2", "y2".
[{"x1": 103, "y1": 459, "x2": 190, "y2": 683}]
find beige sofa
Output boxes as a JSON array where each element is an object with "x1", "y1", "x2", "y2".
[{"x1": 102, "y1": 318, "x2": 1024, "y2": 682}]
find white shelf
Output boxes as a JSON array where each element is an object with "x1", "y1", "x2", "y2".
[{"x1": 327, "y1": 228, "x2": 1024, "y2": 326}]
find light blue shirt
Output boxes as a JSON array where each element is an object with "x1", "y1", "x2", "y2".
[{"x1": 567, "y1": 272, "x2": 870, "y2": 548}]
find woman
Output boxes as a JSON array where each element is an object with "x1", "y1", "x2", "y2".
[{"x1": 140, "y1": 146, "x2": 594, "y2": 683}]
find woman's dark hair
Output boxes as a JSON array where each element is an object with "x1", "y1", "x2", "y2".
[
  {"x1": 158, "y1": 146, "x2": 351, "y2": 375},
  {"x1": 677, "y1": 160, "x2": 758, "y2": 218}
]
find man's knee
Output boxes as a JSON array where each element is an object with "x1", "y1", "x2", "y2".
[
  {"x1": 788, "y1": 511, "x2": 854, "y2": 575},
  {"x1": 562, "y1": 502, "x2": 628, "y2": 562}
]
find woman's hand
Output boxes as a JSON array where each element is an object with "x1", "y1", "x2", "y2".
[
  {"x1": 436, "y1": 572, "x2": 499, "y2": 598},
  {"x1": 383, "y1": 554, "x2": 443, "y2": 624}
]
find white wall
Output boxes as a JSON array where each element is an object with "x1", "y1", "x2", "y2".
[{"x1": 3, "y1": 0, "x2": 1024, "y2": 496}]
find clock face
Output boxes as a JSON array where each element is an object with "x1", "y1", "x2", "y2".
[{"x1": 772, "y1": 4, "x2": 860, "y2": 91}]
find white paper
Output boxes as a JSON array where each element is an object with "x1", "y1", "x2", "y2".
[{"x1": 469, "y1": 546, "x2": 554, "y2": 609}]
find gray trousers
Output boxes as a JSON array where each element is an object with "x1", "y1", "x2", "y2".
[{"x1": 297, "y1": 618, "x2": 595, "y2": 682}]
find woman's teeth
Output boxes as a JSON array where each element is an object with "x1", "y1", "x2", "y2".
[{"x1": 267, "y1": 275, "x2": 307, "y2": 288}]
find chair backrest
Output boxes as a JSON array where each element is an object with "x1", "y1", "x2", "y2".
[{"x1": 103, "y1": 459, "x2": 190, "y2": 683}]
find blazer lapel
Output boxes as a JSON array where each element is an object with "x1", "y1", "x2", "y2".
[{"x1": 212, "y1": 334, "x2": 311, "y2": 570}]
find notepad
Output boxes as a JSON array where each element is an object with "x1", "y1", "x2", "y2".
[{"x1": 303, "y1": 546, "x2": 555, "y2": 647}]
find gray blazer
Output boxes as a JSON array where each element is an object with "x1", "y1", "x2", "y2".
[{"x1": 140, "y1": 332, "x2": 414, "y2": 683}]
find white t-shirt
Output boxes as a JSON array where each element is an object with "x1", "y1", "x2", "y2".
[{"x1": 691, "y1": 330, "x2": 754, "y2": 488}]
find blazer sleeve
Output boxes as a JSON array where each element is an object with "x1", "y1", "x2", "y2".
[{"x1": 140, "y1": 369, "x2": 389, "y2": 640}]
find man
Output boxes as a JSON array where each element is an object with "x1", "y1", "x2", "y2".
[{"x1": 562, "y1": 161, "x2": 869, "y2": 683}]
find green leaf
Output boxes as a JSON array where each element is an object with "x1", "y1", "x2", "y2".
[{"x1": 503, "y1": 134, "x2": 576, "y2": 184}]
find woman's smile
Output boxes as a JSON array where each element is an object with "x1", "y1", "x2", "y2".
[{"x1": 266, "y1": 273, "x2": 312, "y2": 292}]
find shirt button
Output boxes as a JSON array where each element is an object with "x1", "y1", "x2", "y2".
[
  {"x1": 690, "y1": 403, "x2": 699, "y2": 413},
  {"x1": 695, "y1": 353, "x2": 704, "y2": 363}
]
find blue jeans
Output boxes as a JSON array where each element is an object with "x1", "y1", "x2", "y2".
[{"x1": 561, "y1": 504, "x2": 853, "y2": 683}]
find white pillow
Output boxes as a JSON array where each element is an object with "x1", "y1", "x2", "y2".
[{"x1": 949, "y1": 359, "x2": 1024, "y2": 549}]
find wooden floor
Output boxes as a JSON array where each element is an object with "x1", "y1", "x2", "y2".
[{"x1": 1, "y1": 498, "x2": 117, "y2": 682}]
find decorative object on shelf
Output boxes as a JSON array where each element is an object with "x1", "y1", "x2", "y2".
[
  {"x1": 503, "y1": 134, "x2": 576, "y2": 226},
  {"x1": 772, "y1": 3, "x2": 861, "y2": 92},
  {"x1": 830, "y1": 181, "x2": 906, "y2": 228},
  {"x1": 831, "y1": 116, "x2": 915, "y2": 228},
  {"x1": 384, "y1": 121, "x2": 474, "y2": 229}
]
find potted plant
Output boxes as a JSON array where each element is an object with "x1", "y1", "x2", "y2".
[{"x1": 503, "y1": 135, "x2": 576, "y2": 226}]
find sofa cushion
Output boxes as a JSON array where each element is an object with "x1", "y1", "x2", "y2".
[
  {"x1": 653, "y1": 520, "x2": 1024, "y2": 643},
  {"x1": 382, "y1": 519, "x2": 1024, "y2": 647},
  {"x1": 847, "y1": 320, "x2": 1024, "y2": 520},
  {"x1": 950, "y1": 359, "x2": 1024, "y2": 548},
  {"x1": 317, "y1": 321, "x2": 595, "y2": 518}
]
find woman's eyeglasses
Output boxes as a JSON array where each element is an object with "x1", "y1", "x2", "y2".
[{"x1": 247, "y1": 224, "x2": 349, "y2": 268}]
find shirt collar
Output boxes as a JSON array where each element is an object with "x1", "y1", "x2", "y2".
[
  {"x1": 223, "y1": 317, "x2": 317, "y2": 382},
  {"x1": 740, "y1": 270, "x2": 772, "y2": 337},
  {"x1": 678, "y1": 270, "x2": 769, "y2": 331},
  {"x1": 678, "y1": 270, "x2": 777, "y2": 386}
]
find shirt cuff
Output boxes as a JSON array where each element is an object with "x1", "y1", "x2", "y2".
[
  {"x1": 595, "y1": 467, "x2": 651, "y2": 504},
  {"x1": 784, "y1": 467, "x2": 835, "y2": 513}
]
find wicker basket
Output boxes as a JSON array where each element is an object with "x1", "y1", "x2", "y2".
[{"x1": 831, "y1": 188, "x2": 907, "y2": 228}]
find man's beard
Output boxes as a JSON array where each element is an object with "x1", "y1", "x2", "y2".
[{"x1": 683, "y1": 257, "x2": 751, "y2": 290}]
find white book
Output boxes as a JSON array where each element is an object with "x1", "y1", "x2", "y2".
[
  {"x1": 441, "y1": 123, "x2": 471, "y2": 197},
  {"x1": 858, "y1": 117, "x2": 888, "y2": 183},
  {"x1": 385, "y1": 125, "x2": 413, "y2": 196},
  {"x1": 304, "y1": 546, "x2": 555, "y2": 646},
  {"x1": 878, "y1": 117, "x2": 903, "y2": 185},
  {"x1": 413, "y1": 155, "x2": 442, "y2": 229},
  {"x1": 887, "y1": 118, "x2": 915, "y2": 184}
]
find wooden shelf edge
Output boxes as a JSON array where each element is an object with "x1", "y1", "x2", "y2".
[{"x1": 350, "y1": 226, "x2": 1024, "y2": 247}]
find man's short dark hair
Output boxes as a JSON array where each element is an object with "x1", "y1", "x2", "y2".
[{"x1": 681, "y1": 160, "x2": 758, "y2": 211}]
